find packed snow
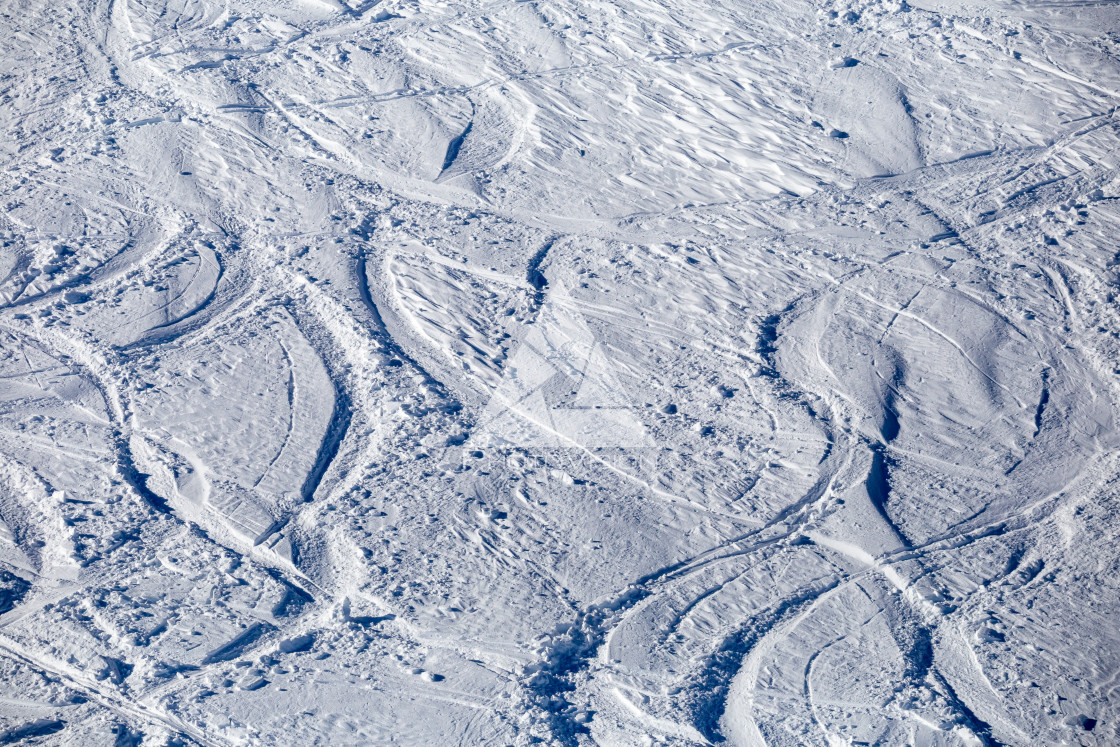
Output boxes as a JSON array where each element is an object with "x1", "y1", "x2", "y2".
[{"x1": 1, "y1": 0, "x2": 1119, "y2": 743}]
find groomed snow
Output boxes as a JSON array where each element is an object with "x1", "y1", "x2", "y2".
[{"x1": 1, "y1": 0, "x2": 1119, "y2": 743}]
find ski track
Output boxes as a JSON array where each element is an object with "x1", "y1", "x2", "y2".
[{"x1": 0, "y1": 0, "x2": 1118, "y2": 743}]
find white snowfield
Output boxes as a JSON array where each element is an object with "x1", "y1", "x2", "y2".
[{"x1": 0, "y1": 0, "x2": 1118, "y2": 743}]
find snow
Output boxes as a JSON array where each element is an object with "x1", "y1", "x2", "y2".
[{"x1": 1, "y1": 0, "x2": 1119, "y2": 744}]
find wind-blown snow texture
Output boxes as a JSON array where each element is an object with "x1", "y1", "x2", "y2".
[{"x1": 1, "y1": 0, "x2": 1119, "y2": 743}]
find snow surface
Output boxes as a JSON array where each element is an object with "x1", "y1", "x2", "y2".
[{"x1": 1, "y1": 0, "x2": 1119, "y2": 744}]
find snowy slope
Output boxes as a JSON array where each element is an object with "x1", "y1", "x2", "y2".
[{"x1": 1, "y1": 0, "x2": 1119, "y2": 744}]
